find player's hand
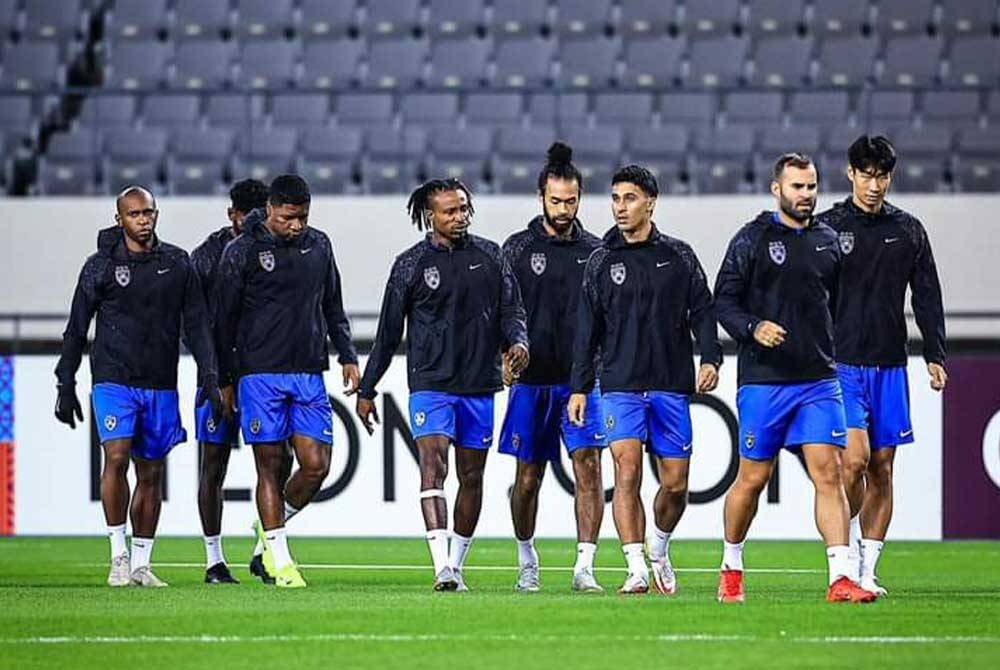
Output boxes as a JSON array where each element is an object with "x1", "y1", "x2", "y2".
[
  {"x1": 54, "y1": 382, "x2": 83, "y2": 429},
  {"x1": 342, "y1": 363, "x2": 361, "y2": 396},
  {"x1": 753, "y1": 321, "x2": 787, "y2": 348},
  {"x1": 928, "y1": 362, "x2": 947, "y2": 392},
  {"x1": 356, "y1": 396, "x2": 380, "y2": 436},
  {"x1": 502, "y1": 351, "x2": 515, "y2": 386},
  {"x1": 696, "y1": 363, "x2": 719, "y2": 394},
  {"x1": 567, "y1": 393, "x2": 587, "y2": 427},
  {"x1": 197, "y1": 376, "x2": 226, "y2": 422},
  {"x1": 506, "y1": 343, "x2": 529, "y2": 378}
]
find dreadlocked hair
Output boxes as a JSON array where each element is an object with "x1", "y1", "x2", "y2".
[
  {"x1": 447, "y1": 177, "x2": 475, "y2": 218},
  {"x1": 407, "y1": 178, "x2": 459, "y2": 231}
]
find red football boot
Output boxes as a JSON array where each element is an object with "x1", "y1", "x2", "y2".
[
  {"x1": 717, "y1": 569, "x2": 745, "y2": 603},
  {"x1": 826, "y1": 576, "x2": 878, "y2": 603}
]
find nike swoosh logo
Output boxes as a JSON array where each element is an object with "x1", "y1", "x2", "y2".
[
  {"x1": 885, "y1": 238, "x2": 899, "y2": 244},
  {"x1": 899, "y1": 429, "x2": 913, "y2": 438},
  {"x1": 323, "y1": 429, "x2": 333, "y2": 436},
  {"x1": 656, "y1": 261, "x2": 671, "y2": 268},
  {"x1": 469, "y1": 264, "x2": 483, "y2": 270},
  {"x1": 681, "y1": 443, "x2": 692, "y2": 451},
  {"x1": 831, "y1": 430, "x2": 847, "y2": 438},
  {"x1": 300, "y1": 247, "x2": 313, "y2": 254},
  {"x1": 594, "y1": 433, "x2": 607, "y2": 440},
  {"x1": 482, "y1": 436, "x2": 492, "y2": 443},
  {"x1": 815, "y1": 245, "x2": 829, "y2": 252},
  {"x1": 157, "y1": 268, "x2": 170, "y2": 274},
  {"x1": 576, "y1": 258, "x2": 588, "y2": 264}
]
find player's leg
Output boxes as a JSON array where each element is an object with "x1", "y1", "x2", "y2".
[
  {"x1": 447, "y1": 394, "x2": 494, "y2": 590},
  {"x1": 249, "y1": 441, "x2": 293, "y2": 580},
  {"x1": 860, "y1": 446, "x2": 896, "y2": 592},
  {"x1": 128, "y1": 454, "x2": 168, "y2": 586},
  {"x1": 198, "y1": 442, "x2": 237, "y2": 582},
  {"x1": 604, "y1": 392, "x2": 648, "y2": 592},
  {"x1": 510, "y1": 458, "x2": 545, "y2": 591},
  {"x1": 837, "y1": 363, "x2": 873, "y2": 579}
]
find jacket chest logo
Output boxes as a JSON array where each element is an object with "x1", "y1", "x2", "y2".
[
  {"x1": 423, "y1": 266, "x2": 440, "y2": 290},
  {"x1": 114, "y1": 265, "x2": 130, "y2": 287},
  {"x1": 768, "y1": 241, "x2": 787, "y2": 265},
  {"x1": 530, "y1": 252, "x2": 546, "y2": 276},
  {"x1": 839, "y1": 231, "x2": 855, "y2": 255},
  {"x1": 610, "y1": 262, "x2": 627, "y2": 285},
  {"x1": 258, "y1": 250, "x2": 275, "y2": 272}
]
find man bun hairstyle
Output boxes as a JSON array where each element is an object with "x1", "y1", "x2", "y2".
[{"x1": 537, "y1": 141, "x2": 583, "y2": 195}]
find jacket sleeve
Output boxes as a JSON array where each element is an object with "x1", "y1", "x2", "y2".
[
  {"x1": 54, "y1": 256, "x2": 105, "y2": 386},
  {"x1": 500, "y1": 254, "x2": 529, "y2": 350},
  {"x1": 714, "y1": 229, "x2": 762, "y2": 343},
  {"x1": 180, "y1": 258, "x2": 218, "y2": 383},
  {"x1": 570, "y1": 256, "x2": 604, "y2": 393},
  {"x1": 358, "y1": 259, "x2": 408, "y2": 399},
  {"x1": 685, "y1": 249, "x2": 723, "y2": 368},
  {"x1": 212, "y1": 241, "x2": 245, "y2": 386},
  {"x1": 909, "y1": 221, "x2": 946, "y2": 365},
  {"x1": 322, "y1": 242, "x2": 358, "y2": 365}
]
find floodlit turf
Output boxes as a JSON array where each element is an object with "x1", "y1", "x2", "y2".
[{"x1": 0, "y1": 538, "x2": 998, "y2": 669}]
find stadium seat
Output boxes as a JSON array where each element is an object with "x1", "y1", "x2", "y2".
[
  {"x1": 494, "y1": 38, "x2": 555, "y2": 88},
  {"x1": 335, "y1": 93, "x2": 395, "y2": 125},
  {"x1": 691, "y1": 125, "x2": 755, "y2": 193},
  {"x1": 427, "y1": 38, "x2": 491, "y2": 88},
  {"x1": 271, "y1": 94, "x2": 332, "y2": 128},
  {"x1": 755, "y1": 125, "x2": 823, "y2": 190},
  {"x1": 233, "y1": 126, "x2": 299, "y2": 183},
  {"x1": 142, "y1": 95, "x2": 201, "y2": 128},
  {"x1": 944, "y1": 36, "x2": 1000, "y2": 87},
  {"x1": 593, "y1": 92, "x2": 655, "y2": 128},
  {"x1": 103, "y1": 40, "x2": 172, "y2": 90},
  {"x1": 0, "y1": 0, "x2": 17, "y2": 37},
  {"x1": 235, "y1": 40, "x2": 300, "y2": 90},
  {"x1": 881, "y1": 36, "x2": 943, "y2": 87},
  {"x1": 874, "y1": 0, "x2": 935, "y2": 35},
  {"x1": 302, "y1": 39, "x2": 364, "y2": 89},
  {"x1": 174, "y1": 0, "x2": 231, "y2": 40},
  {"x1": 812, "y1": 0, "x2": 871, "y2": 36},
  {"x1": 725, "y1": 91, "x2": 784, "y2": 124},
  {"x1": 299, "y1": 0, "x2": 357, "y2": 40},
  {"x1": 235, "y1": 0, "x2": 295, "y2": 41},
  {"x1": 491, "y1": 0, "x2": 549, "y2": 37},
  {"x1": 77, "y1": 95, "x2": 138, "y2": 128},
  {"x1": 660, "y1": 92, "x2": 718, "y2": 126},
  {"x1": 556, "y1": 37, "x2": 620, "y2": 88},
  {"x1": 495, "y1": 125, "x2": 558, "y2": 192},
  {"x1": 618, "y1": 0, "x2": 677, "y2": 35},
  {"x1": 168, "y1": 126, "x2": 235, "y2": 194},
  {"x1": 626, "y1": 124, "x2": 690, "y2": 193},
  {"x1": 170, "y1": 40, "x2": 234, "y2": 90},
  {"x1": 464, "y1": 93, "x2": 524, "y2": 126},
  {"x1": 204, "y1": 93, "x2": 266, "y2": 127},
  {"x1": 364, "y1": 39, "x2": 428, "y2": 89},
  {"x1": 401, "y1": 93, "x2": 461, "y2": 127},
  {"x1": 745, "y1": 0, "x2": 805, "y2": 36},
  {"x1": 426, "y1": 125, "x2": 492, "y2": 185},
  {"x1": 561, "y1": 124, "x2": 623, "y2": 192},
  {"x1": 749, "y1": 35, "x2": 813, "y2": 87},
  {"x1": 823, "y1": 123, "x2": 865, "y2": 157},
  {"x1": 364, "y1": 125, "x2": 426, "y2": 193},
  {"x1": 679, "y1": 0, "x2": 743, "y2": 36},
  {"x1": 527, "y1": 93, "x2": 589, "y2": 125},
  {"x1": 105, "y1": 0, "x2": 169, "y2": 41},
  {"x1": 38, "y1": 130, "x2": 100, "y2": 195},
  {"x1": 0, "y1": 42, "x2": 63, "y2": 91},
  {"x1": 621, "y1": 36, "x2": 685, "y2": 88},
  {"x1": 857, "y1": 91, "x2": 916, "y2": 126},
  {"x1": 988, "y1": 90, "x2": 1000, "y2": 121},
  {"x1": 0, "y1": 96, "x2": 34, "y2": 136},
  {"x1": 890, "y1": 125, "x2": 953, "y2": 192},
  {"x1": 815, "y1": 37, "x2": 878, "y2": 86},
  {"x1": 686, "y1": 37, "x2": 749, "y2": 88},
  {"x1": 955, "y1": 127, "x2": 1000, "y2": 192},
  {"x1": 103, "y1": 126, "x2": 168, "y2": 194},
  {"x1": 939, "y1": 0, "x2": 999, "y2": 35},
  {"x1": 922, "y1": 91, "x2": 982, "y2": 124},
  {"x1": 297, "y1": 125, "x2": 363, "y2": 194},
  {"x1": 426, "y1": 0, "x2": 486, "y2": 38},
  {"x1": 553, "y1": 0, "x2": 613, "y2": 36},
  {"x1": 23, "y1": 0, "x2": 86, "y2": 41},
  {"x1": 789, "y1": 91, "x2": 851, "y2": 125},
  {"x1": 363, "y1": 0, "x2": 421, "y2": 39}
]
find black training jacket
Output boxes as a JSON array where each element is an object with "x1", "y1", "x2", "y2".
[
  {"x1": 817, "y1": 197, "x2": 946, "y2": 367},
  {"x1": 213, "y1": 209, "x2": 357, "y2": 385},
  {"x1": 190, "y1": 225, "x2": 236, "y2": 384},
  {"x1": 358, "y1": 233, "x2": 529, "y2": 398},
  {"x1": 714, "y1": 211, "x2": 841, "y2": 387},
  {"x1": 570, "y1": 224, "x2": 722, "y2": 394},
  {"x1": 502, "y1": 216, "x2": 602, "y2": 385},
  {"x1": 55, "y1": 226, "x2": 217, "y2": 389}
]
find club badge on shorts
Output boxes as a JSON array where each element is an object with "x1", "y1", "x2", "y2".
[
  {"x1": 104, "y1": 415, "x2": 117, "y2": 431},
  {"x1": 249, "y1": 418, "x2": 261, "y2": 435},
  {"x1": 414, "y1": 411, "x2": 426, "y2": 427}
]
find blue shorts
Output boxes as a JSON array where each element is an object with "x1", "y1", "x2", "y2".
[
  {"x1": 602, "y1": 391, "x2": 693, "y2": 459},
  {"x1": 91, "y1": 383, "x2": 187, "y2": 460},
  {"x1": 409, "y1": 391, "x2": 494, "y2": 450},
  {"x1": 837, "y1": 363, "x2": 913, "y2": 449},
  {"x1": 737, "y1": 378, "x2": 847, "y2": 461},
  {"x1": 194, "y1": 386, "x2": 239, "y2": 447},
  {"x1": 498, "y1": 384, "x2": 607, "y2": 463},
  {"x1": 238, "y1": 373, "x2": 333, "y2": 445}
]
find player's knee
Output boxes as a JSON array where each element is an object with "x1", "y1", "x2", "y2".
[
  {"x1": 514, "y1": 469, "x2": 542, "y2": 496},
  {"x1": 104, "y1": 451, "x2": 129, "y2": 474},
  {"x1": 614, "y1": 463, "x2": 642, "y2": 493},
  {"x1": 658, "y1": 478, "x2": 688, "y2": 500},
  {"x1": 868, "y1": 456, "x2": 894, "y2": 488},
  {"x1": 842, "y1": 452, "x2": 868, "y2": 482},
  {"x1": 810, "y1": 462, "x2": 843, "y2": 492},
  {"x1": 573, "y1": 455, "x2": 602, "y2": 492},
  {"x1": 300, "y1": 452, "x2": 331, "y2": 482},
  {"x1": 458, "y1": 465, "x2": 485, "y2": 490},
  {"x1": 733, "y1": 472, "x2": 769, "y2": 497}
]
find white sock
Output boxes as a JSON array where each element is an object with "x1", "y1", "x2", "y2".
[
  {"x1": 284, "y1": 501, "x2": 300, "y2": 522},
  {"x1": 848, "y1": 515, "x2": 862, "y2": 581},
  {"x1": 449, "y1": 532, "x2": 473, "y2": 570},
  {"x1": 721, "y1": 541, "x2": 744, "y2": 571},
  {"x1": 253, "y1": 538, "x2": 264, "y2": 557},
  {"x1": 574, "y1": 542, "x2": 597, "y2": 573},
  {"x1": 204, "y1": 535, "x2": 225, "y2": 567},
  {"x1": 265, "y1": 527, "x2": 293, "y2": 571},
  {"x1": 130, "y1": 537, "x2": 154, "y2": 572},
  {"x1": 426, "y1": 529, "x2": 449, "y2": 575},
  {"x1": 622, "y1": 543, "x2": 648, "y2": 577},
  {"x1": 108, "y1": 523, "x2": 127, "y2": 559},
  {"x1": 826, "y1": 544, "x2": 850, "y2": 585},
  {"x1": 860, "y1": 538, "x2": 884, "y2": 580},
  {"x1": 516, "y1": 537, "x2": 538, "y2": 568},
  {"x1": 650, "y1": 526, "x2": 672, "y2": 562}
]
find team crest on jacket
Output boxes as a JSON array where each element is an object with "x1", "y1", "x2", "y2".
[
  {"x1": 423, "y1": 266, "x2": 440, "y2": 290},
  {"x1": 114, "y1": 265, "x2": 130, "y2": 287},
  {"x1": 610, "y1": 262, "x2": 627, "y2": 285},
  {"x1": 104, "y1": 415, "x2": 117, "y2": 431},
  {"x1": 530, "y1": 253, "x2": 547, "y2": 276},
  {"x1": 839, "y1": 231, "x2": 855, "y2": 255},
  {"x1": 768, "y1": 241, "x2": 787, "y2": 265},
  {"x1": 258, "y1": 250, "x2": 275, "y2": 272}
]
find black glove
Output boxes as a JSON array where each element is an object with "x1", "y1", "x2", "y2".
[
  {"x1": 196, "y1": 375, "x2": 225, "y2": 423},
  {"x1": 54, "y1": 382, "x2": 83, "y2": 429}
]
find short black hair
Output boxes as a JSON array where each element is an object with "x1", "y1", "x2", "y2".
[
  {"x1": 537, "y1": 141, "x2": 583, "y2": 195},
  {"x1": 612, "y1": 164, "x2": 658, "y2": 198},
  {"x1": 772, "y1": 152, "x2": 816, "y2": 181},
  {"x1": 230, "y1": 178, "x2": 269, "y2": 214},
  {"x1": 269, "y1": 174, "x2": 311, "y2": 207},
  {"x1": 407, "y1": 178, "x2": 459, "y2": 231},
  {"x1": 848, "y1": 135, "x2": 897, "y2": 175}
]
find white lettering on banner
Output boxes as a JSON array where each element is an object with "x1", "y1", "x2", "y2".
[
  {"x1": 13, "y1": 356, "x2": 944, "y2": 539},
  {"x1": 982, "y1": 409, "x2": 1000, "y2": 489}
]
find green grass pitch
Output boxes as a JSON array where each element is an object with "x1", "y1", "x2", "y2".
[{"x1": 1, "y1": 537, "x2": 998, "y2": 669}]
